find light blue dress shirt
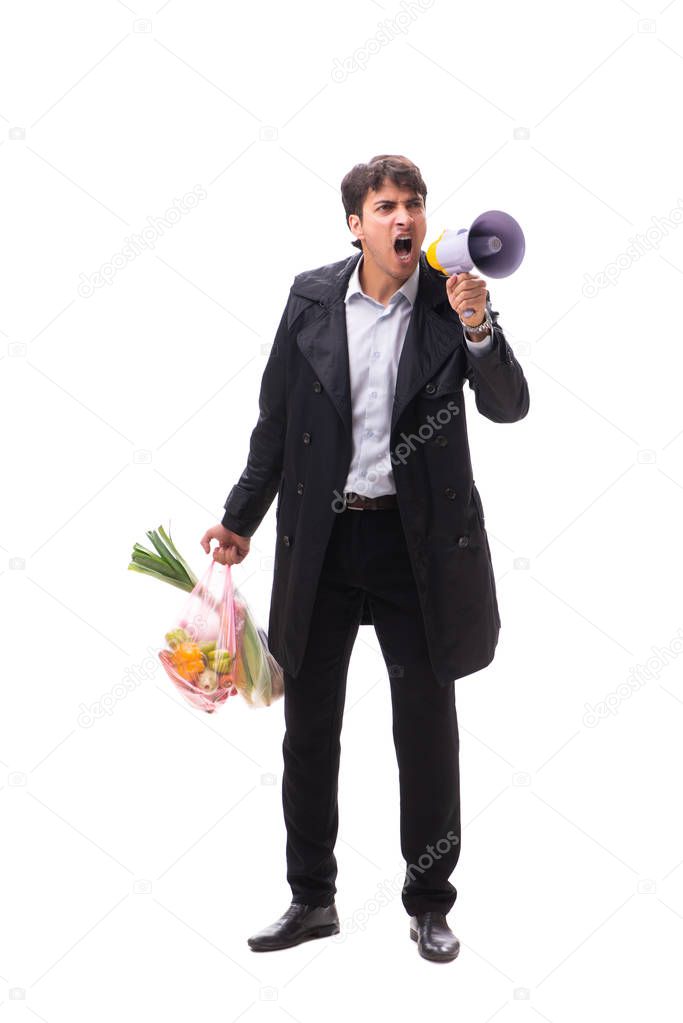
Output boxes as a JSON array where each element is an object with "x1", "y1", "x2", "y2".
[{"x1": 341, "y1": 254, "x2": 493, "y2": 498}]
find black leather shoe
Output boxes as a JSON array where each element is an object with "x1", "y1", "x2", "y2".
[
  {"x1": 409, "y1": 912, "x2": 460, "y2": 962},
  {"x1": 247, "y1": 902, "x2": 340, "y2": 951}
]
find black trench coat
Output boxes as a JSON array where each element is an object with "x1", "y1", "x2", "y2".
[{"x1": 221, "y1": 250, "x2": 529, "y2": 687}]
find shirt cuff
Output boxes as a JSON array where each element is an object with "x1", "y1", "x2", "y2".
[{"x1": 465, "y1": 330, "x2": 494, "y2": 357}]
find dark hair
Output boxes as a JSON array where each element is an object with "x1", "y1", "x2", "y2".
[{"x1": 341, "y1": 154, "x2": 427, "y2": 249}]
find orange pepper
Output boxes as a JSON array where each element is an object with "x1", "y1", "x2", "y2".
[{"x1": 171, "y1": 642, "x2": 205, "y2": 681}]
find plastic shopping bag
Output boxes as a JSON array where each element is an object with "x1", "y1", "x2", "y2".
[
  {"x1": 232, "y1": 589, "x2": 284, "y2": 708},
  {"x1": 158, "y1": 560, "x2": 239, "y2": 714},
  {"x1": 157, "y1": 558, "x2": 284, "y2": 713}
]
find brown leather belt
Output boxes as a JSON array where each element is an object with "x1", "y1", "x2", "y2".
[{"x1": 343, "y1": 491, "x2": 399, "y2": 511}]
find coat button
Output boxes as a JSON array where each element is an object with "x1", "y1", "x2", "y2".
[
  {"x1": 312, "y1": 380, "x2": 322, "y2": 393},
  {"x1": 435, "y1": 435, "x2": 448, "y2": 447},
  {"x1": 296, "y1": 482, "x2": 304, "y2": 495},
  {"x1": 424, "y1": 382, "x2": 436, "y2": 394},
  {"x1": 445, "y1": 487, "x2": 457, "y2": 499},
  {"x1": 302, "y1": 432, "x2": 311, "y2": 444},
  {"x1": 283, "y1": 535, "x2": 291, "y2": 546},
  {"x1": 457, "y1": 535, "x2": 469, "y2": 548}
]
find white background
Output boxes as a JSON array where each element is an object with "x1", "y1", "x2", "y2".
[{"x1": 2, "y1": 0, "x2": 683, "y2": 1018}]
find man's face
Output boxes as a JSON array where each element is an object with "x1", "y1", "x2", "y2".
[{"x1": 349, "y1": 180, "x2": 427, "y2": 279}]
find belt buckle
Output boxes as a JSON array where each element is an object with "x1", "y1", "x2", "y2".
[{"x1": 344, "y1": 491, "x2": 364, "y2": 511}]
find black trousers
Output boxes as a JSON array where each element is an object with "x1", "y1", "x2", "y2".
[{"x1": 281, "y1": 504, "x2": 461, "y2": 917}]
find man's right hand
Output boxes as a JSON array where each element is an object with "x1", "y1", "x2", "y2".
[{"x1": 200, "y1": 524, "x2": 251, "y2": 565}]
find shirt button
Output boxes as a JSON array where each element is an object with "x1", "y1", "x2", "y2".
[
  {"x1": 283, "y1": 535, "x2": 291, "y2": 546},
  {"x1": 302, "y1": 432, "x2": 311, "y2": 445},
  {"x1": 436, "y1": 435, "x2": 448, "y2": 447},
  {"x1": 425, "y1": 382, "x2": 436, "y2": 394},
  {"x1": 358, "y1": 469, "x2": 367, "y2": 478},
  {"x1": 445, "y1": 487, "x2": 457, "y2": 500},
  {"x1": 369, "y1": 391, "x2": 377, "y2": 399},
  {"x1": 312, "y1": 380, "x2": 322, "y2": 392},
  {"x1": 364, "y1": 429, "x2": 373, "y2": 439},
  {"x1": 372, "y1": 351, "x2": 380, "y2": 359},
  {"x1": 296, "y1": 482, "x2": 304, "y2": 495},
  {"x1": 457, "y1": 535, "x2": 469, "y2": 548}
]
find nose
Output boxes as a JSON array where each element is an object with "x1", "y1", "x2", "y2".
[{"x1": 396, "y1": 205, "x2": 414, "y2": 228}]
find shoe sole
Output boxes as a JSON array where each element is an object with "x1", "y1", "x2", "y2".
[
  {"x1": 410, "y1": 927, "x2": 460, "y2": 962},
  {"x1": 248, "y1": 923, "x2": 340, "y2": 952}
]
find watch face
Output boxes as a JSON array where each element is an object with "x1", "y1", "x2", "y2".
[{"x1": 470, "y1": 317, "x2": 490, "y2": 331}]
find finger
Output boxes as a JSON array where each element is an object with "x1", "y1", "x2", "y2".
[
  {"x1": 457, "y1": 297, "x2": 485, "y2": 314},
  {"x1": 451, "y1": 281, "x2": 486, "y2": 296},
  {"x1": 455, "y1": 291, "x2": 486, "y2": 308},
  {"x1": 456, "y1": 294, "x2": 484, "y2": 310},
  {"x1": 448, "y1": 272, "x2": 482, "y2": 286},
  {"x1": 448, "y1": 283, "x2": 485, "y2": 303},
  {"x1": 453, "y1": 290, "x2": 486, "y2": 309}
]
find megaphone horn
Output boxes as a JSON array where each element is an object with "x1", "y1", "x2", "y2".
[{"x1": 426, "y1": 210, "x2": 525, "y2": 320}]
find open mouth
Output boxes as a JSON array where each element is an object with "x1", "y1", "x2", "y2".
[{"x1": 394, "y1": 235, "x2": 413, "y2": 262}]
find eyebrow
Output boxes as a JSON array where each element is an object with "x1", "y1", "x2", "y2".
[{"x1": 373, "y1": 197, "x2": 423, "y2": 207}]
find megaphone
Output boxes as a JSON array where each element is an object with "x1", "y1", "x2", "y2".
[{"x1": 426, "y1": 210, "x2": 525, "y2": 320}]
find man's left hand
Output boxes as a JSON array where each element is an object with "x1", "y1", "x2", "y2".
[{"x1": 446, "y1": 271, "x2": 487, "y2": 327}]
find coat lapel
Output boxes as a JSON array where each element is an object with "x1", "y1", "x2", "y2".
[
  {"x1": 296, "y1": 295, "x2": 353, "y2": 437},
  {"x1": 293, "y1": 251, "x2": 461, "y2": 439},
  {"x1": 391, "y1": 275, "x2": 462, "y2": 435}
]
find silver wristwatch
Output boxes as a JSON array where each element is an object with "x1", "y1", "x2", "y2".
[{"x1": 460, "y1": 308, "x2": 493, "y2": 336}]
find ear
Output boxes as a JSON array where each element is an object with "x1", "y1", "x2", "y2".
[{"x1": 348, "y1": 213, "x2": 363, "y2": 244}]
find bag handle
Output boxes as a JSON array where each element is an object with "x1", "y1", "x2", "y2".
[{"x1": 216, "y1": 561, "x2": 236, "y2": 655}]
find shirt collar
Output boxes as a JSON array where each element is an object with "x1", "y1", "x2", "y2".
[{"x1": 345, "y1": 253, "x2": 420, "y2": 308}]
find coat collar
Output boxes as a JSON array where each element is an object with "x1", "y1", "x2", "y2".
[
  {"x1": 293, "y1": 250, "x2": 462, "y2": 440},
  {"x1": 345, "y1": 253, "x2": 420, "y2": 307},
  {"x1": 291, "y1": 249, "x2": 449, "y2": 311}
]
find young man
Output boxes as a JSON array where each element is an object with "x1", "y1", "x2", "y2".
[{"x1": 201, "y1": 154, "x2": 529, "y2": 962}]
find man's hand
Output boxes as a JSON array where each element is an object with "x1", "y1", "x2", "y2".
[
  {"x1": 200, "y1": 524, "x2": 251, "y2": 565},
  {"x1": 446, "y1": 271, "x2": 487, "y2": 327}
]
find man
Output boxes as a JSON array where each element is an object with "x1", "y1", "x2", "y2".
[{"x1": 200, "y1": 154, "x2": 529, "y2": 963}]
